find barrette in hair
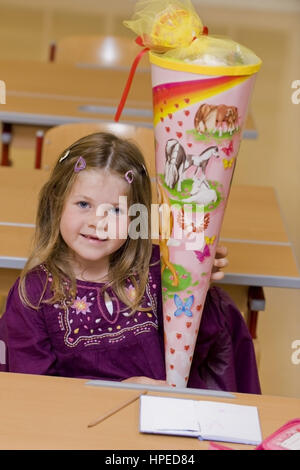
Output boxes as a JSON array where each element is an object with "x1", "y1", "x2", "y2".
[
  {"x1": 124, "y1": 170, "x2": 134, "y2": 184},
  {"x1": 59, "y1": 149, "x2": 70, "y2": 163},
  {"x1": 74, "y1": 156, "x2": 86, "y2": 173}
]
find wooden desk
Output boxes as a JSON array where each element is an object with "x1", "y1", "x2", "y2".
[
  {"x1": 0, "y1": 167, "x2": 299, "y2": 290},
  {"x1": 220, "y1": 185, "x2": 300, "y2": 288},
  {"x1": 1, "y1": 59, "x2": 152, "y2": 126},
  {"x1": 0, "y1": 59, "x2": 256, "y2": 137},
  {"x1": 0, "y1": 372, "x2": 299, "y2": 450}
]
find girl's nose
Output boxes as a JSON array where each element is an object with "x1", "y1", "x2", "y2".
[
  {"x1": 87, "y1": 210, "x2": 103, "y2": 228},
  {"x1": 95, "y1": 216, "x2": 109, "y2": 240},
  {"x1": 87, "y1": 214, "x2": 109, "y2": 240}
]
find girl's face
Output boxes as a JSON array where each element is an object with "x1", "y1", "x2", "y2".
[{"x1": 60, "y1": 169, "x2": 130, "y2": 277}]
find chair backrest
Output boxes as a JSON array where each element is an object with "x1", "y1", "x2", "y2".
[
  {"x1": 54, "y1": 35, "x2": 149, "y2": 69},
  {"x1": 41, "y1": 122, "x2": 157, "y2": 203}
]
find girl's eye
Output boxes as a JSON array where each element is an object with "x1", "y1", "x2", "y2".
[
  {"x1": 77, "y1": 201, "x2": 90, "y2": 209},
  {"x1": 109, "y1": 207, "x2": 121, "y2": 215}
]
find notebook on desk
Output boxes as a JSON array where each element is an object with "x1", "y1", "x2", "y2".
[{"x1": 139, "y1": 395, "x2": 262, "y2": 445}]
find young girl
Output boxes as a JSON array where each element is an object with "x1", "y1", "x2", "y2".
[{"x1": 0, "y1": 132, "x2": 260, "y2": 392}]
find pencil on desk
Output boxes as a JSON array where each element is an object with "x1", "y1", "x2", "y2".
[{"x1": 87, "y1": 390, "x2": 147, "y2": 428}]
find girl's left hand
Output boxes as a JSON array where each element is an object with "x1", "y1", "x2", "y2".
[
  {"x1": 122, "y1": 376, "x2": 169, "y2": 386},
  {"x1": 211, "y1": 245, "x2": 228, "y2": 281}
]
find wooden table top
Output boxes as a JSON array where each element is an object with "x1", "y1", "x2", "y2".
[
  {"x1": 220, "y1": 185, "x2": 300, "y2": 288},
  {"x1": 1, "y1": 371, "x2": 299, "y2": 450},
  {"x1": 0, "y1": 167, "x2": 299, "y2": 287},
  {"x1": 0, "y1": 59, "x2": 256, "y2": 136}
]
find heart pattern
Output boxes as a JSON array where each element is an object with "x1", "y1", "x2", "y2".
[{"x1": 154, "y1": 88, "x2": 218, "y2": 388}]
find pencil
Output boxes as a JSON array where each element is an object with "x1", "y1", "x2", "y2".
[{"x1": 87, "y1": 390, "x2": 147, "y2": 428}]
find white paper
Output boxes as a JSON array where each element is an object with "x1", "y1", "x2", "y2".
[
  {"x1": 139, "y1": 395, "x2": 262, "y2": 445},
  {"x1": 194, "y1": 400, "x2": 262, "y2": 444},
  {"x1": 140, "y1": 395, "x2": 200, "y2": 436}
]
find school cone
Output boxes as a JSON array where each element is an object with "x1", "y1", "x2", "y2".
[{"x1": 150, "y1": 52, "x2": 262, "y2": 387}]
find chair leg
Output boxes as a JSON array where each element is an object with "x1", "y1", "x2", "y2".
[
  {"x1": 35, "y1": 130, "x2": 44, "y2": 169},
  {"x1": 1, "y1": 122, "x2": 12, "y2": 166},
  {"x1": 247, "y1": 286, "x2": 266, "y2": 339},
  {"x1": 49, "y1": 41, "x2": 56, "y2": 62},
  {"x1": 247, "y1": 286, "x2": 265, "y2": 370}
]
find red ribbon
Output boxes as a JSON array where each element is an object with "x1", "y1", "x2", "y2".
[
  {"x1": 114, "y1": 28, "x2": 208, "y2": 123},
  {"x1": 114, "y1": 37, "x2": 149, "y2": 122}
]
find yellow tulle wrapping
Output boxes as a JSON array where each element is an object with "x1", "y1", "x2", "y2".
[
  {"x1": 160, "y1": 35, "x2": 261, "y2": 66},
  {"x1": 123, "y1": 0, "x2": 202, "y2": 52},
  {"x1": 124, "y1": 0, "x2": 260, "y2": 67}
]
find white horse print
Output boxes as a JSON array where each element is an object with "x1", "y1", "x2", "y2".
[
  {"x1": 182, "y1": 173, "x2": 218, "y2": 205},
  {"x1": 164, "y1": 140, "x2": 219, "y2": 205}
]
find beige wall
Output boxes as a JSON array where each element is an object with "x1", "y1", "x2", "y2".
[{"x1": 0, "y1": 0, "x2": 299, "y2": 397}]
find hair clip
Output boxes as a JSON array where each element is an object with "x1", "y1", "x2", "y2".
[
  {"x1": 74, "y1": 156, "x2": 86, "y2": 173},
  {"x1": 59, "y1": 149, "x2": 70, "y2": 163},
  {"x1": 124, "y1": 170, "x2": 134, "y2": 184}
]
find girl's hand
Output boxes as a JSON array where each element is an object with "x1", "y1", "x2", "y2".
[
  {"x1": 211, "y1": 245, "x2": 228, "y2": 281},
  {"x1": 122, "y1": 376, "x2": 169, "y2": 387}
]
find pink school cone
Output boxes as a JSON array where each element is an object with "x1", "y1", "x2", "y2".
[{"x1": 150, "y1": 53, "x2": 261, "y2": 387}]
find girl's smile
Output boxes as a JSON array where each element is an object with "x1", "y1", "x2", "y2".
[{"x1": 80, "y1": 234, "x2": 107, "y2": 243}]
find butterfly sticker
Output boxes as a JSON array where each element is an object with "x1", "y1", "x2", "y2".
[
  {"x1": 221, "y1": 140, "x2": 233, "y2": 156},
  {"x1": 205, "y1": 235, "x2": 216, "y2": 245},
  {"x1": 223, "y1": 158, "x2": 235, "y2": 169},
  {"x1": 173, "y1": 294, "x2": 194, "y2": 318},
  {"x1": 194, "y1": 244, "x2": 210, "y2": 263}
]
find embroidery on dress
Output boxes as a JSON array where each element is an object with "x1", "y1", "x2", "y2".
[
  {"x1": 42, "y1": 263, "x2": 160, "y2": 348},
  {"x1": 61, "y1": 282, "x2": 158, "y2": 348},
  {"x1": 72, "y1": 296, "x2": 92, "y2": 315}
]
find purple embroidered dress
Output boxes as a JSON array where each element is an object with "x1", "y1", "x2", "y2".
[{"x1": 0, "y1": 245, "x2": 261, "y2": 393}]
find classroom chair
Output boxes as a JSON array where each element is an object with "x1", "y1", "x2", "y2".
[
  {"x1": 41, "y1": 122, "x2": 156, "y2": 194},
  {"x1": 34, "y1": 35, "x2": 150, "y2": 168},
  {"x1": 50, "y1": 34, "x2": 149, "y2": 70}
]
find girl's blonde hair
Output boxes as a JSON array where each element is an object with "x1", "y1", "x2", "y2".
[{"x1": 19, "y1": 132, "x2": 154, "y2": 314}]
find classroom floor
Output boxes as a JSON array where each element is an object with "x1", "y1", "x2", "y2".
[{"x1": 0, "y1": 0, "x2": 299, "y2": 398}]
